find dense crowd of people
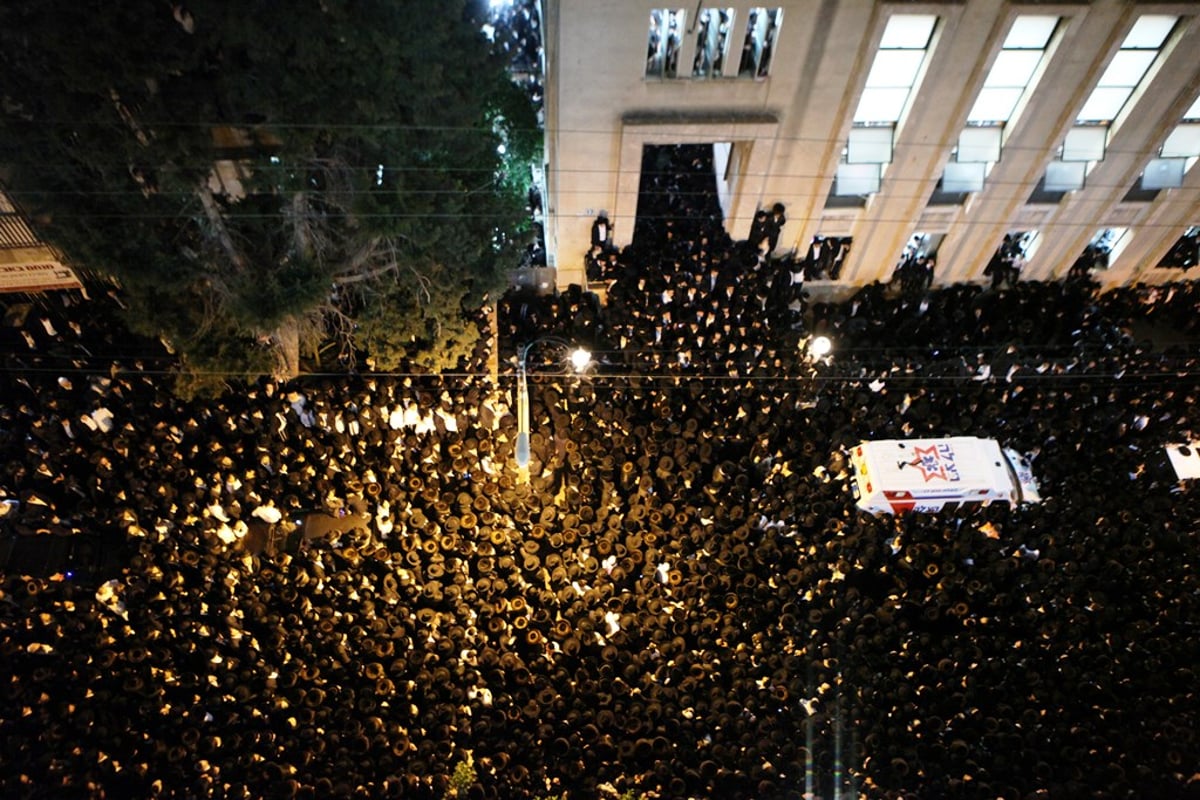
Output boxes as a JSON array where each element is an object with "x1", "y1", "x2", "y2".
[
  {"x1": 3, "y1": 153, "x2": 1200, "y2": 798},
  {"x1": 1157, "y1": 227, "x2": 1199, "y2": 271}
]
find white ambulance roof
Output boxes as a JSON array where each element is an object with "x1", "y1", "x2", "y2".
[
  {"x1": 855, "y1": 437, "x2": 1009, "y2": 490},
  {"x1": 1166, "y1": 444, "x2": 1200, "y2": 480}
]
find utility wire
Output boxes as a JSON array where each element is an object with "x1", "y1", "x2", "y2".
[
  {"x1": 0, "y1": 160, "x2": 1189, "y2": 195},
  {"x1": 2, "y1": 117, "x2": 1193, "y2": 162},
  {"x1": 4, "y1": 358, "x2": 1198, "y2": 388},
  {"x1": 4, "y1": 209, "x2": 1200, "y2": 233}
]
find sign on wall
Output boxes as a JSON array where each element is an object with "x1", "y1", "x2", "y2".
[{"x1": 0, "y1": 261, "x2": 82, "y2": 293}]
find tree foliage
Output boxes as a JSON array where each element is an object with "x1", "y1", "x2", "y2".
[{"x1": 0, "y1": 0, "x2": 530, "y2": 382}]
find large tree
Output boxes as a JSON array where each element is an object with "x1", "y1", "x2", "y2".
[{"x1": 0, "y1": 0, "x2": 533, "y2": 383}]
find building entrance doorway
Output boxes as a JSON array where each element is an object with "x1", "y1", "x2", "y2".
[{"x1": 632, "y1": 143, "x2": 729, "y2": 251}]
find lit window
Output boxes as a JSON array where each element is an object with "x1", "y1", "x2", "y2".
[
  {"x1": 646, "y1": 9, "x2": 686, "y2": 79},
  {"x1": 1044, "y1": 161, "x2": 1087, "y2": 192},
  {"x1": 866, "y1": 50, "x2": 926, "y2": 87},
  {"x1": 1097, "y1": 50, "x2": 1158, "y2": 88},
  {"x1": 949, "y1": 16, "x2": 1057, "y2": 198},
  {"x1": 1184, "y1": 96, "x2": 1200, "y2": 121},
  {"x1": 847, "y1": 127, "x2": 893, "y2": 164},
  {"x1": 1121, "y1": 15, "x2": 1176, "y2": 48},
  {"x1": 1075, "y1": 15, "x2": 1177, "y2": 124},
  {"x1": 969, "y1": 90, "x2": 1022, "y2": 124},
  {"x1": 966, "y1": 16, "x2": 1058, "y2": 125},
  {"x1": 1044, "y1": 15, "x2": 1178, "y2": 194},
  {"x1": 989, "y1": 50, "x2": 1043, "y2": 86},
  {"x1": 738, "y1": 8, "x2": 783, "y2": 78},
  {"x1": 1140, "y1": 91, "x2": 1200, "y2": 190},
  {"x1": 840, "y1": 15, "x2": 936, "y2": 201},
  {"x1": 941, "y1": 162, "x2": 986, "y2": 193},
  {"x1": 693, "y1": 8, "x2": 735, "y2": 77},
  {"x1": 1076, "y1": 88, "x2": 1133, "y2": 122},
  {"x1": 854, "y1": 90, "x2": 910, "y2": 124},
  {"x1": 879, "y1": 16, "x2": 936, "y2": 49},
  {"x1": 834, "y1": 163, "x2": 881, "y2": 196},
  {"x1": 956, "y1": 127, "x2": 1001, "y2": 163},
  {"x1": 853, "y1": 15, "x2": 936, "y2": 124},
  {"x1": 1161, "y1": 124, "x2": 1200, "y2": 159},
  {"x1": 1003, "y1": 16, "x2": 1057, "y2": 49},
  {"x1": 1141, "y1": 158, "x2": 1186, "y2": 190},
  {"x1": 1062, "y1": 127, "x2": 1107, "y2": 162}
]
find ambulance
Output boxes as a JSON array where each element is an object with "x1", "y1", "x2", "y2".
[
  {"x1": 849, "y1": 437, "x2": 1041, "y2": 515},
  {"x1": 1165, "y1": 443, "x2": 1200, "y2": 480}
]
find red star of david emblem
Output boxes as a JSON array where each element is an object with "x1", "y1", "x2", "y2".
[{"x1": 909, "y1": 446, "x2": 949, "y2": 481}]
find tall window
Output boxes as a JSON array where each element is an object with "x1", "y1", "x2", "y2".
[
  {"x1": 854, "y1": 15, "x2": 937, "y2": 124},
  {"x1": 1076, "y1": 15, "x2": 1176, "y2": 124},
  {"x1": 968, "y1": 16, "x2": 1058, "y2": 126},
  {"x1": 646, "y1": 9, "x2": 685, "y2": 79},
  {"x1": 941, "y1": 16, "x2": 1059, "y2": 196},
  {"x1": 1044, "y1": 15, "x2": 1178, "y2": 193},
  {"x1": 1139, "y1": 93, "x2": 1200, "y2": 192},
  {"x1": 835, "y1": 15, "x2": 937, "y2": 198},
  {"x1": 693, "y1": 8, "x2": 735, "y2": 78},
  {"x1": 738, "y1": 8, "x2": 783, "y2": 78}
]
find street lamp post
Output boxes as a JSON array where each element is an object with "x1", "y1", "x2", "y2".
[
  {"x1": 514, "y1": 337, "x2": 591, "y2": 470},
  {"x1": 515, "y1": 344, "x2": 533, "y2": 469}
]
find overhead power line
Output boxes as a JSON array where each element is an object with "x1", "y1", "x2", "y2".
[
  {"x1": 2, "y1": 117, "x2": 1193, "y2": 162},
  {"x1": 4, "y1": 209, "x2": 1197, "y2": 233}
]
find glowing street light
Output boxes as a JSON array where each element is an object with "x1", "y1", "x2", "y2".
[
  {"x1": 809, "y1": 335, "x2": 833, "y2": 359},
  {"x1": 569, "y1": 347, "x2": 593, "y2": 372},
  {"x1": 515, "y1": 337, "x2": 592, "y2": 470}
]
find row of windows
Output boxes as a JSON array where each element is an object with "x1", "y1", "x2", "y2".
[
  {"x1": 793, "y1": 224, "x2": 1198, "y2": 280},
  {"x1": 640, "y1": 10, "x2": 1198, "y2": 207},
  {"x1": 646, "y1": 7, "x2": 782, "y2": 80},
  {"x1": 799, "y1": 225, "x2": 1200, "y2": 281},
  {"x1": 831, "y1": 142, "x2": 1197, "y2": 210},
  {"x1": 833, "y1": 13, "x2": 1198, "y2": 201}
]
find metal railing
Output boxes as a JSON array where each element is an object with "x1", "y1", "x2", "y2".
[{"x1": 0, "y1": 211, "x2": 41, "y2": 250}]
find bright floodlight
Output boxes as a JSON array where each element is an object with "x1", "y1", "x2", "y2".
[
  {"x1": 809, "y1": 335, "x2": 833, "y2": 358},
  {"x1": 515, "y1": 432, "x2": 531, "y2": 469},
  {"x1": 570, "y1": 348, "x2": 593, "y2": 372}
]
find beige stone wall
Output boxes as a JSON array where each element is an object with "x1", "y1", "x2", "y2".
[{"x1": 545, "y1": 0, "x2": 1200, "y2": 289}]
